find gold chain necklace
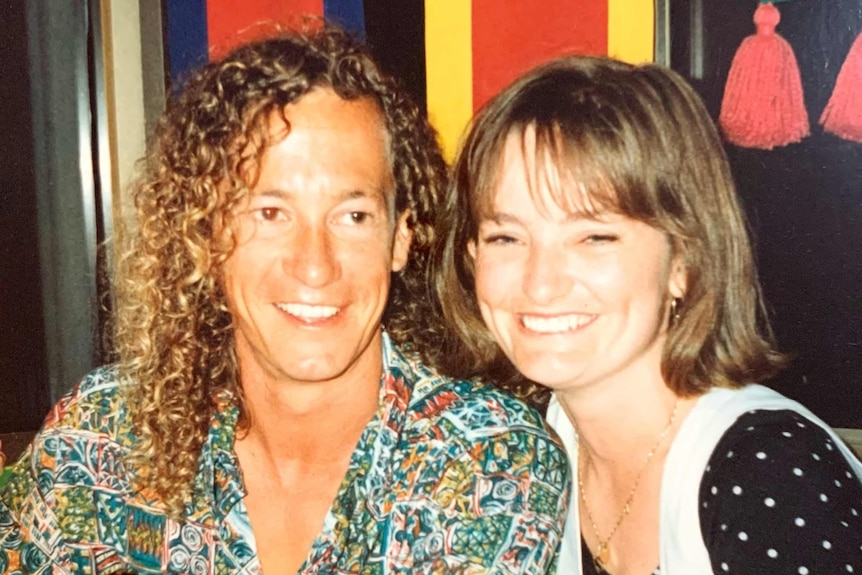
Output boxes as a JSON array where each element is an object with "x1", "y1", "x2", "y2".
[{"x1": 577, "y1": 398, "x2": 680, "y2": 574}]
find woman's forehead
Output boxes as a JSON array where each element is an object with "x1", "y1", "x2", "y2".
[{"x1": 481, "y1": 130, "x2": 620, "y2": 219}]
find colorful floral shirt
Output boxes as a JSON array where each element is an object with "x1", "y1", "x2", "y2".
[{"x1": 0, "y1": 333, "x2": 570, "y2": 574}]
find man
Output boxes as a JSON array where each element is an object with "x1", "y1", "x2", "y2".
[{"x1": 0, "y1": 26, "x2": 569, "y2": 574}]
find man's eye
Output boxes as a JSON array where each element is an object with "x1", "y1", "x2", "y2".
[
  {"x1": 256, "y1": 207, "x2": 283, "y2": 221},
  {"x1": 347, "y1": 211, "x2": 372, "y2": 224}
]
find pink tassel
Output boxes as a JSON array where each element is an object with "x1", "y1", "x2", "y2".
[
  {"x1": 820, "y1": 32, "x2": 862, "y2": 143},
  {"x1": 719, "y1": 3, "x2": 809, "y2": 150}
]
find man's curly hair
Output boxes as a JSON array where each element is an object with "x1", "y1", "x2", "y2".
[{"x1": 114, "y1": 25, "x2": 448, "y2": 516}]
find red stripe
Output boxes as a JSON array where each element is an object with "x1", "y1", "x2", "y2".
[
  {"x1": 471, "y1": 0, "x2": 608, "y2": 111},
  {"x1": 206, "y1": 0, "x2": 324, "y2": 60}
]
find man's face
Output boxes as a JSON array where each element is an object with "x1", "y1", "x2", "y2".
[{"x1": 222, "y1": 88, "x2": 412, "y2": 389}]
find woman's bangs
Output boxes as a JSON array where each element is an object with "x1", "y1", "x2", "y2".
[{"x1": 530, "y1": 124, "x2": 622, "y2": 219}]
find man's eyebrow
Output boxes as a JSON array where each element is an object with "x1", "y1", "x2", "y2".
[
  {"x1": 343, "y1": 189, "x2": 376, "y2": 200},
  {"x1": 251, "y1": 188, "x2": 290, "y2": 199},
  {"x1": 250, "y1": 188, "x2": 385, "y2": 201}
]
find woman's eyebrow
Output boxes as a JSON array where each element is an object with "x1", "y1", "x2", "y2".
[{"x1": 481, "y1": 211, "x2": 522, "y2": 225}]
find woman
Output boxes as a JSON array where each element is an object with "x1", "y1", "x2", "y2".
[{"x1": 430, "y1": 55, "x2": 862, "y2": 574}]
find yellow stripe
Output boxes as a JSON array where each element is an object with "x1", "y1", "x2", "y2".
[
  {"x1": 608, "y1": 0, "x2": 655, "y2": 63},
  {"x1": 425, "y1": 0, "x2": 472, "y2": 161}
]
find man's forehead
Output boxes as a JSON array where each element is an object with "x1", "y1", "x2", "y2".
[
  {"x1": 259, "y1": 89, "x2": 394, "y2": 179},
  {"x1": 274, "y1": 89, "x2": 388, "y2": 138},
  {"x1": 238, "y1": 88, "x2": 398, "y2": 210}
]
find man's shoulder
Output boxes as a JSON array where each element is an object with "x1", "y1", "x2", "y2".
[
  {"x1": 39, "y1": 365, "x2": 135, "y2": 443},
  {"x1": 2, "y1": 366, "x2": 138, "y2": 508},
  {"x1": 411, "y1": 374, "x2": 547, "y2": 434},
  {"x1": 389, "y1": 351, "x2": 571, "y2": 517},
  {"x1": 395, "y1": 351, "x2": 557, "y2": 444}
]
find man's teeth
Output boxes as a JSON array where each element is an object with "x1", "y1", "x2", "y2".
[
  {"x1": 521, "y1": 314, "x2": 592, "y2": 333},
  {"x1": 277, "y1": 303, "x2": 339, "y2": 319}
]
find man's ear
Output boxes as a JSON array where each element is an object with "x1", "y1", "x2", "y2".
[{"x1": 391, "y1": 210, "x2": 414, "y2": 272}]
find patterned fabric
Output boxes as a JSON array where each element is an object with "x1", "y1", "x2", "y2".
[{"x1": 0, "y1": 333, "x2": 570, "y2": 574}]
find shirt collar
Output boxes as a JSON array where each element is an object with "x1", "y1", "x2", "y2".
[
  {"x1": 188, "y1": 331, "x2": 416, "y2": 524},
  {"x1": 185, "y1": 386, "x2": 244, "y2": 524}
]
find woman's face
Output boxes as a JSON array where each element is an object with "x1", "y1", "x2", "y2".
[{"x1": 468, "y1": 131, "x2": 686, "y2": 395}]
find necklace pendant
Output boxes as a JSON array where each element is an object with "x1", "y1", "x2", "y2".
[{"x1": 594, "y1": 543, "x2": 611, "y2": 572}]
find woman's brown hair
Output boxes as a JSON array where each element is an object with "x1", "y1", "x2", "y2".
[{"x1": 429, "y1": 55, "x2": 785, "y2": 408}]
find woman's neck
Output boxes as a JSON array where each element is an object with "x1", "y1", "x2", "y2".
[{"x1": 556, "y1": 375, "x2": 688, "y2": 468}]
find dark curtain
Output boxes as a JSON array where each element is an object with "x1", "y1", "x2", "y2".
[{"x1": 670, "y1": 0, "x2": 862, "y2": 427}]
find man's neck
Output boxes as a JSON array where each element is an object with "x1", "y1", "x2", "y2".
[
  {"x1": 233, "y1": 357, "x2": 383, "y2": 575},
  {"x1": 237, "y1": 361, "x2": 381, "y2": 464}
]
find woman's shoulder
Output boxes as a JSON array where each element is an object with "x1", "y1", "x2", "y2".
[
  {"x1": 702, "y1": 407, "x2": 858, "y2": 479},
  {"x1": 697, "y1": 409, "x2": 862, "y2": 572},
  {"x1": 672, "y1": 385, "x2": 855, "y2": 478}
]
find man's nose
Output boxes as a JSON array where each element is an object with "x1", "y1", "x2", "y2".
[{"x1": 286, "y1": 222, "x2": 340, "y2": 287}]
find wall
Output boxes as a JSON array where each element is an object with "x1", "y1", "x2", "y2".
[
  {"x1": 0, "y1": 0, "x2": 51, "y2": 432},
  {"x1": 163, "y1": 0, "x2": 657, "y2": 157},
  {"x1": 8, "y1": 0, "x2": 856, "y2": 433},
  {"x1": 669, "y1": 0, "x2": 862, "y2": 428}
]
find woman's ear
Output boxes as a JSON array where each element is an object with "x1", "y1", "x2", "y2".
[
  {"x1": 467, "y1": 239, "x2": 477, "y2": 260},
  {"x1": 668, "y1": 256, "x2": 687, "y2": 299}
]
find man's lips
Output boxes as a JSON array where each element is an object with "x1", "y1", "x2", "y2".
[{"x1": 275, "y1": 302, "x2": 340, "y2": 322}]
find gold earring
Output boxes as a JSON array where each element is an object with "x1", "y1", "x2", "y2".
[{"x1": 669, "y1": 297, "x2": 682, "y2": 327}]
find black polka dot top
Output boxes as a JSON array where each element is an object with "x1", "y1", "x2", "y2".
[
  {"x1": 581, "y1": 409, "x2": 862, "y2": 575},
  {"x1": 699, "y1": 409, "x2": 862, "y2": 575}
]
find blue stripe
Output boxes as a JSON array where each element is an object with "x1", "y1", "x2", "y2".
[
  {"x1": 323, "y1": 0, "x2": 366, "y2": 43},
  {"x1": 164, "y1": 0, "x2": 209, "y2": 89}
]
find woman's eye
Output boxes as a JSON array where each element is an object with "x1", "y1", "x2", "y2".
[
  {"x1": 585, "y1": 233, "x2": 618, "y2": 244},
  {"x1": 482, "y1": 234, "x2": 518, "y2": 245}
]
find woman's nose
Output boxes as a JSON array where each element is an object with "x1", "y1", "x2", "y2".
[{"x1": 522, "y1": 244, "x2": 574, "y2": 305}]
